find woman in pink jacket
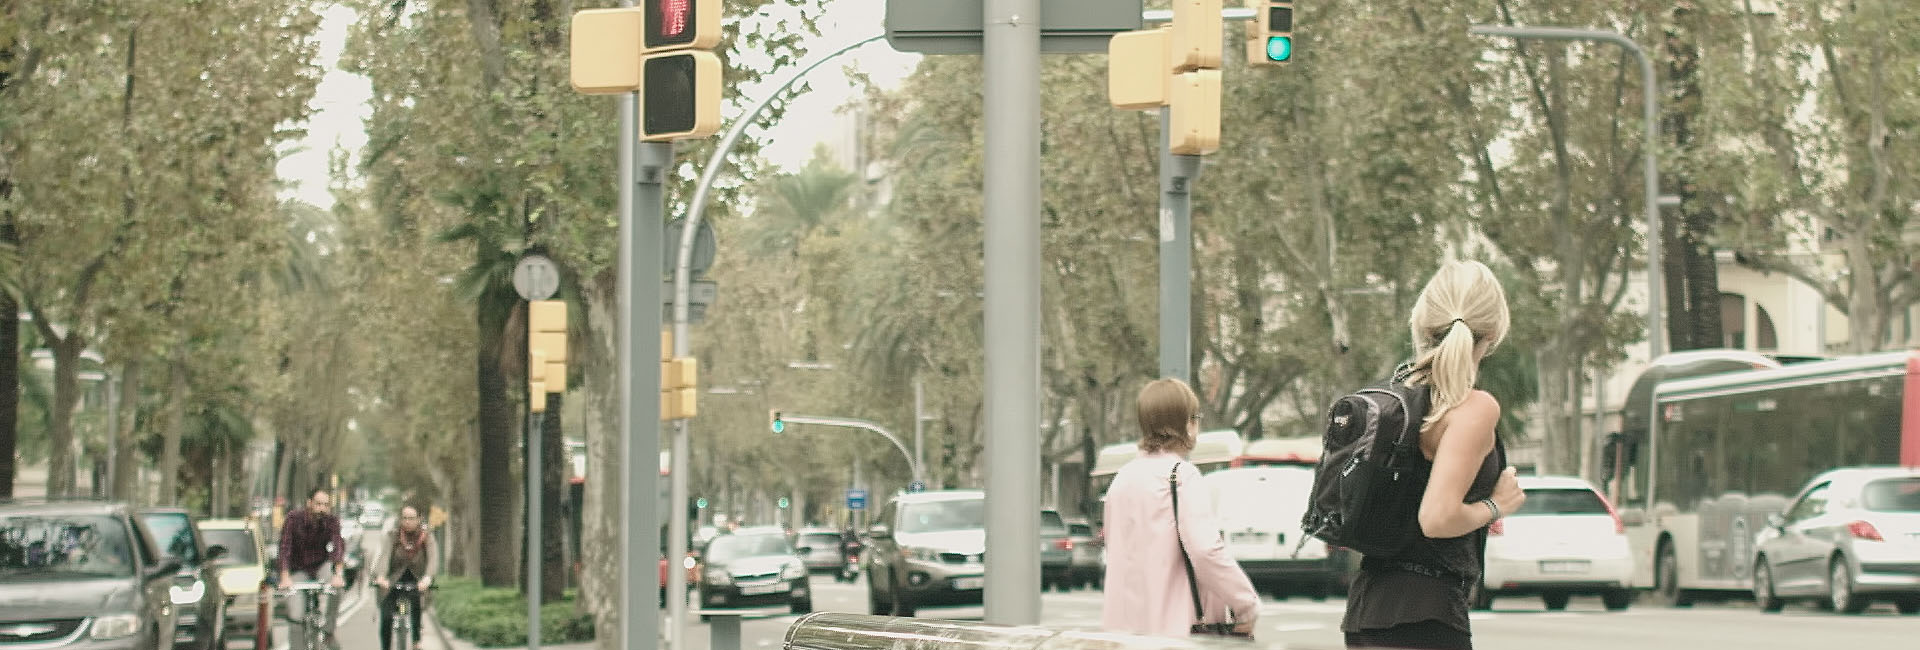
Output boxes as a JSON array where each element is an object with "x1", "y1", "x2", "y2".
[{"x1": 1101, "y1": 378, "x2": 1260, "y2": 638}]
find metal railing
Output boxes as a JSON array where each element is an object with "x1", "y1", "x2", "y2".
[{"x1": 785, "y1": 613, "x2": 1290, "y2": 650}]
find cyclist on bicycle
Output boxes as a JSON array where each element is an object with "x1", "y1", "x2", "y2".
[
  {"x1": 373, "y1": 506, "x2": 436, "y2": 650},
  {"x1": 278, "y1": 488, "x2": 347, "y2": 650}
]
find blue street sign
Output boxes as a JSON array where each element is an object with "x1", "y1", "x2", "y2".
[
  {"x1": 846, "y1": 489, "x2": 869, "y2": 511},
  {"x1": 907, "y1": 481, "x2": 925, "y2": 493}
]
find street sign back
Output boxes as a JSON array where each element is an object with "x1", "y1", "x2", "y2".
[{"x1": 885, "y1": 0, "x2": 1143, "y2": 54}]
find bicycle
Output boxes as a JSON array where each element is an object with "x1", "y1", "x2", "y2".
[
  {"x1": 280, "y1": 582, "x2": 338, "y2": 650},
  {"x1": 384, "y1": 581, "x2": 423, "y2": 650}
]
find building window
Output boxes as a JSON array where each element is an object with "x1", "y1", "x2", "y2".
[{"x1": 1719, "y1": 293, "x2": 1778, "y2": 351}]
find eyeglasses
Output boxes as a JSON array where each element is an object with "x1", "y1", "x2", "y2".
[{"x1": 1189, "y1": 414, "x2": 1203, "y2": 423}]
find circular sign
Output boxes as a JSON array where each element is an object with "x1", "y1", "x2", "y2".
[
  {"x1": 663, "y1": 218, "x2": 718, "y2": 277},
  {"x1": 512, "y1": 255, "x2": 561, "y2": 301}
]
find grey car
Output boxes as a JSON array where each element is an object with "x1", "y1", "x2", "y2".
[
  {"x1": 1039, "y1": 510, "x2": 1072, "y2": 591},
  {"x1": 1065, "y1": 518, "x2": 1103, "y2": 589},
  {"x1": 136, "y1": 509, "x2": 227, "y2": 650},
  {"x1": 1, "y1": 501, "x2": 184, "y2": 650},
  {"x1": 1752, "y1": 466, "x2": 1920, "y2": 614},
  {"x1": 864, "y1": 490, "x2": 987, "y2": 616},
  {"x1": 693, "y1": 527, "x2": 812, "y2": 615}
]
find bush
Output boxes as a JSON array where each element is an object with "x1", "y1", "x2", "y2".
[{"x1": 433, "y1": 577, "x2": 595, "y2": 647}]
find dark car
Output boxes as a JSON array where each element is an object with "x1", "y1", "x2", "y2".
[
  {"x1": 694, "y1": 527, "x2": 812, "y2": 615},
  {"x1": 1039, "y1": 510, "x2": 1072, "y2": 591},
  {"x1": 137, "y1": 509, "x2": 228, "y2": 650},
  {"x1": 1, "y1": 500, "x2": 184, "y2": 650}
]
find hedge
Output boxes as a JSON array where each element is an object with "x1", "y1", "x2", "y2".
[{"x1": 433, "y1": 576, "x2": 595, "y2": 647}]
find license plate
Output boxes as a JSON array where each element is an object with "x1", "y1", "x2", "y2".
[
  {"x1": 1539, "y1": 560, "x2": 1591, "y2": 574},
  {"x1": 951, "y1": 576, "x2": 985, "y2": 590},
  {"x1": 738, "y1": 582, "x2": 789, "y2": 595}
]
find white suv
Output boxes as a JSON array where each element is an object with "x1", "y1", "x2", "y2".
[{"x1": 1477, "y1": 475, "x2": 1634, "y2": 611}]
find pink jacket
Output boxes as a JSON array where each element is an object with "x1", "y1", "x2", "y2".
[{"x1": 1100, "y1": 451, "x2": 1260, "y2": 637}]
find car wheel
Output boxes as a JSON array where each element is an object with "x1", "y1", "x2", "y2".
[
  {"x1": 1602, "y1": 589, "x2": 1632, "y2": 612},
  {"x1": 1895, "y1": 597, "x2": 1919, "y2": 615},
  {"x1": 1829, "y1": 556, "x2": 1868, "y2": 614},
  {"x1": 867, "y1": 574, "x2": 889, "y2": 615},
  {"x1": 1753, "y1": 558, "x2": 1784, "y2": 613},
  {"x1": 1542, "y1": 592, "x2": 1571, "y2": 611},
  {"x1": 891, "y1": 574, "x2": 917, "y2": 617},
  {"x1": 1469, "y1": 582, "x2": 1493, "y2": 611},
  {"x1": 1651, "y1": 543, "x2": 1693, "y2": 607},
  {"x1": 791, "y1": 598, "x2": 813, "y2": 615}
]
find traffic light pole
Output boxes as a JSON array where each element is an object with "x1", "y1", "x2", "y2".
[
  {"x1": 620, "y1": 91, "x2": 667, "y2": 650},
  {"x1": 772, "y1": 414, "x2": 922, "y2": 484},
  {"x1": 1159, "y1": 108, "x2": 1201, "y2": 382}
]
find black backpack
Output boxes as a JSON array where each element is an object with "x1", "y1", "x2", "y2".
[{"x1": 1298, "y1": 372, "x2": 1433, "y2": 558}]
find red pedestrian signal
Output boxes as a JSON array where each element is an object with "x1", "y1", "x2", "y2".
[{"x1": 645, "y1": 0, "x2": 719, "y2": 50}]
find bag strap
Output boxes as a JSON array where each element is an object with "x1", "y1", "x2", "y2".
[{"x1": 1170, "y1": 463, "x2": 1205, "y2": 624}]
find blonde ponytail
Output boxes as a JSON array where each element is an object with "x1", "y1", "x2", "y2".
[{"x1": 1406, "y1": 261, "x2": 1511, "y2": 432}]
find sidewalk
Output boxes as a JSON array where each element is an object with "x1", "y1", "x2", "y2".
[{"x1": 424, "y1": 612, "x2": 595, "y2": 650}]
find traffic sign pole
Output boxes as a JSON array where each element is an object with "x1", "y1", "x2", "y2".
[{"x1": 769, "y1": 414, "x2": 921, "y2": 484}]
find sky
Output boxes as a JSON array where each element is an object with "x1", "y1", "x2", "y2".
[{"x1": 274, "y1": 0, "x2": 919, "y2": 210}]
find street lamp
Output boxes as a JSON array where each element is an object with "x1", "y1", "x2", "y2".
[{"x1": 1468, "y1": 25, "x2": 1671, "y2": 360}]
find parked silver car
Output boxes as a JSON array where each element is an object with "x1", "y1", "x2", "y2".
[
  {"x1": 1065, "y1": 518, "x2": 1103, "y2": 589},
  {"x1": 1752, "y1": 466, "x2": 1920, "y2": 614}
]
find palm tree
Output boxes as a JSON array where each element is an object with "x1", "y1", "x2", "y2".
[{"x1": 437, "y1": 215, "x2": 526, "y2": 587}]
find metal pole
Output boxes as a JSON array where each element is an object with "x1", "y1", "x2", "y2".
[
  {"x1": 104, "y1": 371, "x2": 117, "y2": 499},
  {"x1": 777, "y1": 415, "x2": 920, "y2": 484},
  {"x1": 983, "y1": 0, "x2": 1042, "y2": 626},
  {"x1": 1466, "y1": 25, "x2": 1663, "y2": 359},
  {"x1": 1158, "y1": 109, "x2": 1199, "y2": 382},
  {"x1": 667, "y1": 419, "x2": 688, "y2": 647},
  {"x1": 619, "y1": 82, "x2": 666, "y2": 650},
  {"x1": 913, "y1": 379, "x2": 924, "y2": 485},
  {"x1": 527, "y1": 411, "x2": 542, "y2": 650}
]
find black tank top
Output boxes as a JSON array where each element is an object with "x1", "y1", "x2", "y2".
[{"x1": 1341, "y1": 433, "x2": 1505, "y2": 634}]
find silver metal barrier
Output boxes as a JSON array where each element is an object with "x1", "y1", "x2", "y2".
[{"x1": 784, "y1": 613, "x2": 1283, "y2": 650}]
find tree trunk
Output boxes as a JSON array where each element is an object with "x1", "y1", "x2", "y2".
[
  {"x1": 159, "y1": 351, "x2": 188, "y2": 505},
  {"x1": 1661, "y1": 4, "x2": 1723, "y2": 352},
  {"x1": 47, "y1": 338, "x2": 82, "y2": 496},
  {"x1": 0, "y1": 278, "x2": 15, "y2": 500},
  {"x1": 112, "y1": 361, "x2": 142, "y2": 502},
  {"x1": 477, "y1": 306, "x2": 517, "y2": 586},
  {"x1": 541, "y1": 392, "x2": 568, "y2": 602},
  {"x1": 579, "y1": 272, "x2": 622, "y2": 649}
]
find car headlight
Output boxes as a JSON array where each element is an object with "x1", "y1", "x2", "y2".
[
  {"x1": 904, "y1": 546, "x2": 941, "y2": 562},
  {"x1": 171, "y1": 579, "x2": 207, "y2": 605},
  {"x1": 782, "y1": 563, "x2": 807, "y2": 580},
  {"x1": 91, "y1": 613, "x2": 141, "y2": 640},
  {"x1": 703, "y1": 569, "x2": 731, "y2": 585}
]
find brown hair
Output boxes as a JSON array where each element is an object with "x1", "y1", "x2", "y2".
[{"x1": 1136, "y1": 378, "x2": 1200, "y2": 454}]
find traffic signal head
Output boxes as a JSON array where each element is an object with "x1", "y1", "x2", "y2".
[
  {"x1": 696, "y1": 497, "x2": 708, "y2": 508},
  {"x1": 644, "y1": 0, "x2": 721, "y2": 51},
  {"x1": 777, "y1": 497, "x2": 790, "y2": 509},
  {"x1": 1169, "y1": 0, "x2": 1223, "y2": 73},
  {"x1": 1246, "y1": 1, "x2": 1294, "y2": 66},
  {"x1": 641, "y1": 50, "x2": 722, "y2": 141},
  {"x1": 570, "y1": 8, "x2": 645, "y2": 94},
  {"x1": 769, "y1": 410, "x2": 785, "y2": 434}
]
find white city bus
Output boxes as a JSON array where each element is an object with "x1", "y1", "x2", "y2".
[{"x1": 1614, "y1": 350, "x2": 1920, "y2": 605}]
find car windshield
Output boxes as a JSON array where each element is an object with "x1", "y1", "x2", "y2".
[
  {"x1": 1862, "y1": 477, "x2": 1920, "y2": 512},
  {"x1": 1516, "y1": 488, "x2": 1609, "y2": 515},
  {"x1": 1041, "y1": 511, "x2": 1067, "y2": 535},
  {"x1": 899, "y1": 498, "x2": 985, "y2": 534},
  {"x1": 704, "y1": 534, "x2": 791, "y2": 563},
  {"x1": 139, "y1": 513, "x2": 200, "y2": 565},
  {"x1": 200, "y1": 529, "x2": 258, "y2": 566},
  {"x1": 0, "y1": 514, "x2": 136, "y2": 579}
]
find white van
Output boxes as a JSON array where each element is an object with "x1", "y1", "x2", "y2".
[{"x1": 1204, "y1": 466, "x2": 1353, "y2": 600}]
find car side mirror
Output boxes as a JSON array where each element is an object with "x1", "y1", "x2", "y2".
[
  {"x1": 206, "y1": 545, "x2": 229, "y2": 561},
  {"x1": 147, "y1": 558, "x2": 184, "y2": 581},
  {"x1": 867, "y1": 524, "x2": 892, "y2": 540},
  {"x1": 1766, "y1": 513, "x2": 1786, "y2": 531},
  {"x1": 795, "y1": 546, "x2": 812, "y2": 556}
]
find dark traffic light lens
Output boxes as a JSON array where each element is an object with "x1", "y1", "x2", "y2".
[
  {"x1": 1266, "y1": 36, "x2": 1292, "y2": 62},
  {"x1": 643, "y1": 54, "x2": 697, "y2": 136},
  {"x1": 1268, "y1": 6, "x2": 1293, "y2": 32}
]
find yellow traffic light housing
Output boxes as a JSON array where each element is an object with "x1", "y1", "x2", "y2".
[
  {"x1": 1246, "y1": 1, "x2": 1294, "y2": 66},
  {"x1": 1108, "y1": 29, "x2": 1168, "y2": 110},
  {"x1": 640, "y1": 50, "x2": 723, "y2": 141},
  {"x1": 1168, "y1": 0, "x2": 1223, "y2": 72},
  {"x1": 569, "y1": 8, "x2": 644, "y2": 94},
  {"x1": 661, "y1": 357, "x2": 698, "y2": 420},
  {"x1": 1168, "y1": 70, "x2": 1222, "y2": 155}
]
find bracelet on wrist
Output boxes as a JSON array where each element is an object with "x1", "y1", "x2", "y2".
[{"x1": 1482, "y1": 497, "x2": 1502, "y2": 522}]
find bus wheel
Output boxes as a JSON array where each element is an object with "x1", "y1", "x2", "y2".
[{"x1": 1652, "y1": 544, "x2": 1693, "y2": 608}]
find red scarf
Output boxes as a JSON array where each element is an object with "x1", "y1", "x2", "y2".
[{"x1": 394, "y1": 528, "x2": 426, "y2": 557}]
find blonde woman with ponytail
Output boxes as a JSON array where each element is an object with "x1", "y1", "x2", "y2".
[{"x1": 1342, "y1": 260, "x2": 1527, "y2": 650}]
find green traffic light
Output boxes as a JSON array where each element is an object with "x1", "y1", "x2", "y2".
[
  {"x1": 696, "y1": 497, "x2": 708, "y2": 508},
  {"x1": 778, "y1": 497, "x2": 790, "y2": 509},
  {"x1": 771, "y1": 419, "x2": 784, "y2": 433},
  {"x1": 1266, "y1": 36, "x2": 1292, "y2": 62}
]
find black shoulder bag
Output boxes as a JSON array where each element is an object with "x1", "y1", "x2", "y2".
[{"x1": 1171, "y1": 463, "x2": 1251, "y2": 639}]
